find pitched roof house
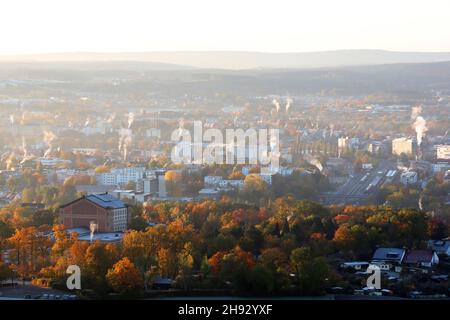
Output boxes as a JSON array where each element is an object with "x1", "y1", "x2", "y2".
[
  {"x1": 370, "y1": 248, "x2": 406, "y2": 272},
  {"x1": 427, "y1": 240, "x2": 450, "y2": 257},
  {"x1": 403, "y1": 250, "x2": 439, "y2": 268}
]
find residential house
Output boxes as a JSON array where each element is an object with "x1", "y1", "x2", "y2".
[
  {"x1": 427, "y1": 239, "x2": 450, "y2": 257},
  {"x1": 370, "y1": 248, "x2": 406, "y2": 273},
  {"x1": 403, "y1": 250, "x2": 439, "y2": 272}
]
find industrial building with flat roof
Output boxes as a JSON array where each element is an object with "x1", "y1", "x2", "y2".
[{"x1": 60, "y1": 193, "x2": 130, "y2": 232}]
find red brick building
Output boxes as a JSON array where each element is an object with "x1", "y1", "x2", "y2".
[{"x1": 60, "y1": 193, "x2": 130, "y2": 232}]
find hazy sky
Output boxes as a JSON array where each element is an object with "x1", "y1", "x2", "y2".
[{"x1": 1, "y1": 0, "x2": 450, "y2": 54}]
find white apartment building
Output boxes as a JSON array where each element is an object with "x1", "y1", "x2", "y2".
[
  {"x1": 436, "y1": 145, "x2": 450, "y2": 160},
  {"x1": 96, "y1": 167, "x2": 145, "y2": 186},
  {"x1": 219, "y1": 179, "x2": 244, "y2": 189},
  {"x1": 392, "y1": 138, "x2": 414, "y2": 156}
]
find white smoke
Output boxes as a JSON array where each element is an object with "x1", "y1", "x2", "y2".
[
  {"x1": 285, "y1": 98, "x2": 293, "y2": 113},
  {"x1": 106, "y1": 113, "x2": 116, "y2": 123},
  {"x1": 413, "y1": 116, "x2": 428, "y2": 146},
  {"x1": 411, "y1": 106, "x2": 427, "y2": 147},
  {"x1": 89, "y1": 221, "x2": 97, "y2": 242},
  {"x1": 128, "y1": 112, "x2": 135, "y2": 129},
  {"x1": 22, "y1": 137, "x2": 27, "y2": 158},
  {"x1": 43, "y1": 130, "x2": 57, "y2": 158},
  {"x1": 5, "y1": 153, "x2": 15, "y2": 170},
  {"x1": 272, "y1": 99, "x2": 280, "y2": 113},
  {"x1": 411, "y1": 106, "x2": 422, "y2": 120},
  {"x1": 118, "y1": 128, "x2": 132, "y2": 161},
  {"x1": 177, "y1": 119, "x2": 185, "y2": 139},
  {"x1": 304, "y1": 153, "x2": 323, "y2": 172},
  {"x1": 20, "y1": 137, "x2": 29, "y2": 165}
]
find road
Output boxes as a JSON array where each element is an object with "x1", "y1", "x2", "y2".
[{"x1": 319, "y1": 160, "x2": 397, "y2": 205}]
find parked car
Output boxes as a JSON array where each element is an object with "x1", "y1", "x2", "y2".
[{"x1": 381, "y1": 289, "x2": 393, "y2": 296}]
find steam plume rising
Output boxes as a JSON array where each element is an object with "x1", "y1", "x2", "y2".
[
  {"x1": 413, "y1": 116, "x2": 428, "y2": 146},
  {"x1": 89, "y1": 221, "x2": 97, "y2": 242},
  {"x1": 410, "y1": 105, "x2": 427, "y2": 147},
  {"x1": 304, "y1": 153, "x2": 323, "y2": 172},
  {"x1": 106, "y1": 113, "x2": 116, "y2": 123},
  {"x1": 5, "y1": 153, "x2": 15, "y2": 170},
  {"x1": 20, "y1": 137, "x2": 29, "y2": 165},
  {"x1": 128, "y1": 112, "x2": 135, "y2": 129},
  {"x1": 285, "y1": 98, "x2": 293, "y2": 113},
  {"x1": 177, "y1": 119, "x2": 185, "y2": 139},
  {"x1": 411, "y1": 106, "x2": 422, "y2": 120},
  {"x1": 43, "y1": 131, "x2": 57, "y2": 158},
  {"x1": 22, "y1": 137, "x2": 28, "y2": 157},
  {"x1": 118, "y1": 128, "x2": 132, "y2": 161},
  {"x1": 272, "y1": 99, "x2": 280, "y2": 113}
]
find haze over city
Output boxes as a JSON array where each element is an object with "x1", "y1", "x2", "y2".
[{"x1": 1, "y1": 0, "x2": 450, "y2": 309}]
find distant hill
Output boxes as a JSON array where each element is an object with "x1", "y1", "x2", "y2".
[
  {"x1": 2, "y1": 50, "x2": 450, "y2": 69},
  {"x1": 0, "y1": 60, "x2": 195, "y2": 71}
]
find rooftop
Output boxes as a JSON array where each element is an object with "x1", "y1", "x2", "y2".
[
  {"x1": 403, "y1": 250, "x2": 435, "y2": 264},
  {"x1": 85, "y1": 193, "x2": 127, "y2": 209},
  {"x1": 78, "y1": 232, "x2": 124, "y2": 243},
  {"x1": 428, "y1": 240, "x2": 450, "y2": 253},
  {"x1": 372, "y1": 248, "x2": 406, "y2": 262}
]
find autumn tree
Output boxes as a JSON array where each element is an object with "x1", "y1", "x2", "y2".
[{"x1": 106, "y1": 257, "x2": 144, "y2": 297}]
